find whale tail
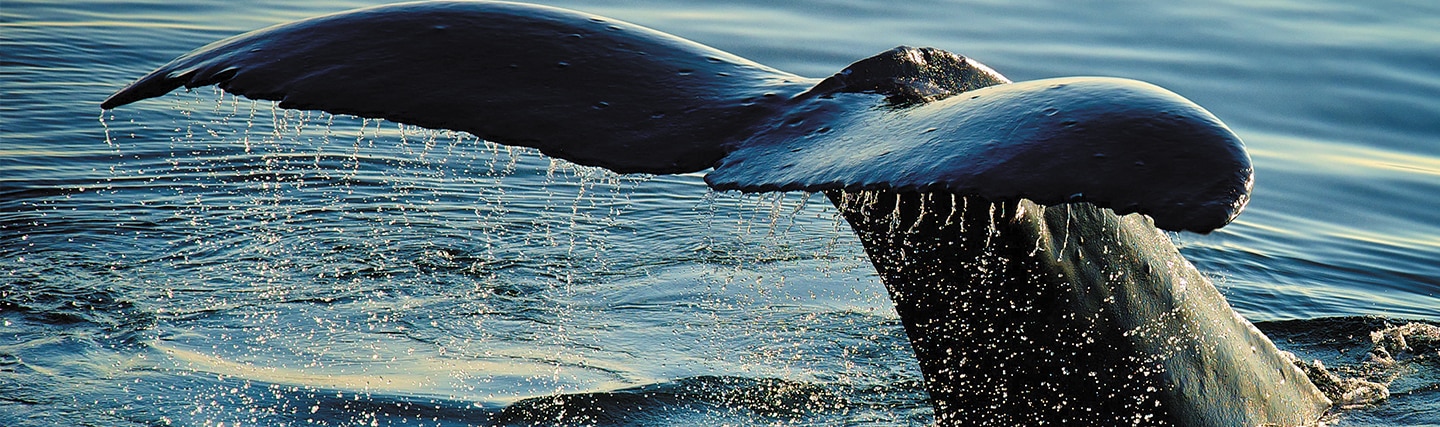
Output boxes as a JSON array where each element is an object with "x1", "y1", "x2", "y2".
[{"x1": 103, "y1": 1, "x2": 1251, "y2": 233}]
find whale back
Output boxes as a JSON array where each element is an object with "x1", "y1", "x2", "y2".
[{"x1": 101, "y1": 1, "x2": 811, "y2": 174}]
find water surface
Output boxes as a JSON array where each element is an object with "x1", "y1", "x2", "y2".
[{"x1": 3, "y1": 0, "x2": 1437, "y2": 425}]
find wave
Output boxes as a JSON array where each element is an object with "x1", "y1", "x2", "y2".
[{"x1": 1257, "y1": 317, "x2": 1440, "y2": 425}]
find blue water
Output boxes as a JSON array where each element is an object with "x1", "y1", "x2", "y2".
[{"x1": 2, "y1": 0, "x2": 1437, "y2": 426}]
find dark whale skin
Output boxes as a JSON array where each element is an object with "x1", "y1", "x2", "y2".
[
  {"x1": 833, "y1": 190, "x2": 1330, "y2": 426},
  {"x1": 101, "y1": 2, "x2": 1250, "y2": 234}
]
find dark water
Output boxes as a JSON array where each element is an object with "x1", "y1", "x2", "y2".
[{"x1": 3, "y1": 0, "x2": 1437, "y2": 426}]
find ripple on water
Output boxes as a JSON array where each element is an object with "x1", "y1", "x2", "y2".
[{"x1": 4, "y1": 0, "x2": 1440, "y2": 426}]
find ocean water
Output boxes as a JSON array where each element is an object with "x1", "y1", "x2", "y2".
[{"x1": 2, "y1": 0, "x2": 1437, "y2": 426}]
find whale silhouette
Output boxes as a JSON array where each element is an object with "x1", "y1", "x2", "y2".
[{"x1": 102, "y1": 1, "x2": 1331, "y2": 425}]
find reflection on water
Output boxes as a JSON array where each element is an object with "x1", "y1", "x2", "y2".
[{"x1": 3, "y1": 0, "x2": 1438, "y2": 426}]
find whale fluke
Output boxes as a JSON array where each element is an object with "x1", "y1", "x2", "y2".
[
  {"x1": 102, "y1": 3, "x2": 1331, "y2": 425},
  {"x1": 102, "y1": 1, "x2": 1250, "y2": 233}
]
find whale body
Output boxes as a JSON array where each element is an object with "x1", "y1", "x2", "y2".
[{"x1": 102, "y1": 1, "x2": 1331, "y2": 425}]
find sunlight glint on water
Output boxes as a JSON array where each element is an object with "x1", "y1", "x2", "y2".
[
  {"x1": 92, "y1": 89, "x2": 910, "y2": 425},
  {"x1": 4, "y1": 0, "x2": 1439, "y2": 425}
]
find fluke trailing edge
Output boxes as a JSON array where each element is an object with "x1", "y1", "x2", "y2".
[{"x1": 105, "y1": 1, "x2": 1332, "y2": 425}]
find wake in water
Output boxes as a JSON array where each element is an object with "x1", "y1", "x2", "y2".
[{"x1": 1268, "y1": 319, "x2": 1440, "y2": 425}]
